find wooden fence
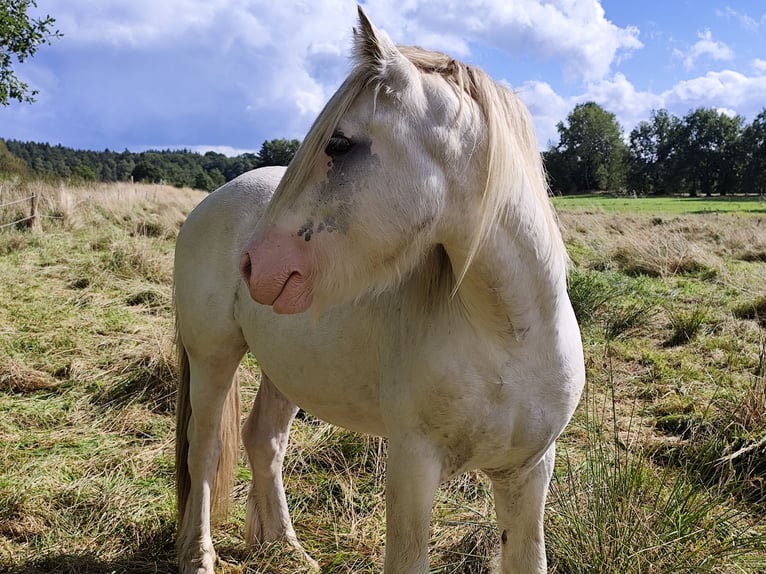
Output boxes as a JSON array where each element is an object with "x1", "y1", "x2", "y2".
[{"x1": 0, "y1": 192, "x2": 42, "y2": 232}]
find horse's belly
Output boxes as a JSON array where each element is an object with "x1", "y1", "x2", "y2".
[{"x1": 238, "y1": 302, "x2": 386, "y2": 436}]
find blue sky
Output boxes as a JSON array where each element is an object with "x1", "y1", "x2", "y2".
[{"x1": 3, "y1": 1, "x2": 765, "y2": 154}]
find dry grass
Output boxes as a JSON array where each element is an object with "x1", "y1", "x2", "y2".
[
  {"x1": 0, "y1": 183, "x2": 764, "y2": 573},
  {"x1": 1, "y1": 179, "x2": 200, "y2": 234}
]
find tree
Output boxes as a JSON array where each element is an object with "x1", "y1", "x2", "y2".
[
  {"x1": 72, "y1": 163, "x2": 97, "y2": 182},
  {"x1": 132, "y1": 160, "x2": 164, "y2": 184},
  {"x1": 256, "y1": 139, "x2": 300, "y2": 167},
  {"x1": 626, "y1": 109, "x2": 682, "y2": 195},
  {"x1": 741, "y1": 110, "x2": 766, "y2": 196},
  {"x1": 549, "y1": 102, "x2": 627, "y2": 193},
  {"x1": 542, "y1": 147, "x2": 576, "y2": 195},
  {"x1": 0, "y1": 139, "x2": 28, "y2": 177},
  {"x1": 193, "y1": 169, "x2": 213, "y2": 191},
  {"x1": 673, "y1": 108, "x2": 743, "y2": 197},
  {"x1": 208, "y1": 168, "x2": 226, "y2": 190},
  {"x1": 0, "y1": 0, "x2": 61, "y2": 105}
]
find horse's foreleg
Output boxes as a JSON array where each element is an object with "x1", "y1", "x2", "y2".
[
  {"x1": 177, "y1": 354, "x2": 241, "y2": 574},
  {"x1": 382, "y1": 436, "x2": 442, "y2": 574},
  {"x1": 488, "y1": 445, "x2": 555, "y2": 574},
  {"x1": 242, "y1": 374, "x2": 317, "y2": 568}
]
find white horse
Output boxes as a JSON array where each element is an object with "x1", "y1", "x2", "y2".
[{"x1": 174, "y1": 8, "x2": 584, "y2": 574}]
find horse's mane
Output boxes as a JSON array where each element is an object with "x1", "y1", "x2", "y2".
[
  {"x1": 266, "y1": 39, "x2": 568, "y2": 285},
  {"x1": 398, "y1": 46, "x2": 568, "y2": 284}
]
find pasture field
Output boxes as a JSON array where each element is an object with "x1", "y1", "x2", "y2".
[
  {"x1": 0, "y1": 180, "x2": 764, "y2": 573},
  {"x1": 553, "y1": 193, "x2": 766, "y2": 215}
]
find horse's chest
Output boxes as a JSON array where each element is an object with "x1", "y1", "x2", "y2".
[
  {"x1": 241, "y1": 305, "x2": 387, "y2": 435},
  {"x1": 391, "y1": 337, "x2": 562, "y2": 472}
]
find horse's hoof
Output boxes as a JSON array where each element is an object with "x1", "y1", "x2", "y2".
[
  {"x1": 291, "y1": 543, "x2": 320, "y2": 571},
  {"x1": 178, "y1": 547, "x2": 216, "y2": 574}
]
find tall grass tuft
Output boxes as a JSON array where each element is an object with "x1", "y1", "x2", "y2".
[
  {"x1": 664, "y1": 304, "x2": 711, "y2": 347},
  {"x1": 654, "y1": 339, "x2": 766, "y2": 508},
  {"x1": 547, "y1": 382, "x2": 766, "y2": 573},
  {"x1": 567, "y1": 267, "x2": 615, "y2": 325}
]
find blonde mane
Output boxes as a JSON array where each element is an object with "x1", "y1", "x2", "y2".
[{"x1": 266, "y1": 39, "x2": 568, "y2": 286}]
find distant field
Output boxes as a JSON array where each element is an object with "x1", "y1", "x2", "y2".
[
  {"x1": 0, "y1": 180, "x2": 764, "y2": 573},
  {"x1": 553, "y1": 193, "x2": 766, "y2": 215}
]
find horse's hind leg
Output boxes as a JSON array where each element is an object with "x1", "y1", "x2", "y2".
[
  {"x1": 487, "y1": 445, "x2": 555, "y2": 574},
  {"x1": 242, "y1": 373, "x2": 317, "y2": 568}
]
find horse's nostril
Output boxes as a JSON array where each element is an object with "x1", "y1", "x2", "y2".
[{"x1": 239, "y1": 252, "x2": 253, "y2": 282}]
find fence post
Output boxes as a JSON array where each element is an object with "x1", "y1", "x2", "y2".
[{"x1": 30, "y1": 192, "x2": 42, "y2": 232}]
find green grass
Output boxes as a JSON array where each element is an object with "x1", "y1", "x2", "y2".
[
  {"x1": 553, "y1": 193, "x2": 766, "y2": 215},
  {"x1": 0, "y1": 180, "x2": 764, "y2": 573}
]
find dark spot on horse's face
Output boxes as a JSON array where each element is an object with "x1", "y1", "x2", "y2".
[
  {"x1": 297, "y1": 220, "x2": 314, "y2": 242},
  {"x1": 501, "y1": 530, "x2": 508, "y2": 544},
  {"x1": 310, "y1": 137, "x2": 379, "y2": 235},
  {"x1": 322, "y1": 216, "x2": 338, "y2": 233}
]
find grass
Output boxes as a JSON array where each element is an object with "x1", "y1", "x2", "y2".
[
  {"x1": 0, "y1": 180, "x2": 764, "y2": 572},
  {"x1": 553, "y1": 192, "x2": 766, "y2": 215}
]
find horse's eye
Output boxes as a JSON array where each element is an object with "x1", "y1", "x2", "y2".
[{"x1": 325, "y1": 132, "x2": 352, "y2": 156}]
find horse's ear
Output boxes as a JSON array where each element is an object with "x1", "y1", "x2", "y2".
[
  {"x1": 354, "y1": 6, "x2": 392, "y2": 67},
  {"x1": 354, "y1": 6, "x2": 419, "y2": 94}
]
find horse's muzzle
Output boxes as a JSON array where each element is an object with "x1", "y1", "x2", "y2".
[{"x1": 239, "y1": 229, "x2": 314, "y2": 314}]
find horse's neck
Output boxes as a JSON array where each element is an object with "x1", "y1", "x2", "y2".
[{"x1": 442, "y1": 214, "x2": 569, "y2": 341}]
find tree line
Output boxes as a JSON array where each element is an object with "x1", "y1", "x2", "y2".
[
  {"x1": 2, "y1": 103, "x2": 766, "y2": 196},
  {"x1": 0, "y1": 138, "x2": 300, "y2": 191},
  {"x1": 545, "y1": 103, "x2": 766, "y2": 196}
]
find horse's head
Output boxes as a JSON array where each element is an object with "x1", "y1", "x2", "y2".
[{"x1": 240, "y1": 7, "x2": 550, "y2": 314}]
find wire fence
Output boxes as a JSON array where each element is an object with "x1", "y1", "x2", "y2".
[{"x1": 0, "y1": 192, "x2": 41, "y2": 231}]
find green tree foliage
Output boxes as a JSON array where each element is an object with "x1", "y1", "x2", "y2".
[
  {"x1": 1, "y1": 138, "x2": 302, "y2": 190},
  {"x1": 625, "y1": 108, "x2": 746, "y2": 197},
  {"x1": 0, "y1": 0, "x2": 61, "y2": 105},
  {"x1": 193, "y1": 168, "x2": 213, "y2": 191},
  {"x1": 131, "y1": 159, "x2": 164, "y2": 184},
  {"x1": 546, "y1": 102, "x2": 627, "y2": 193},
  {"x1": 741, "y1": 110, "x2": 766, "y2": 196},
  {"x1": 257, "y1": 138, "x2": 300, "y2": 167},
  {"x1": 626, "y1": 109, "x2": 681, "y2": 195},
  {"x1": 0, "y1": 138, "x2": 28, "y2": 177},
  {"x1": 673, "y1": 108, "x2": 743, "y2": 197},
  {"x1": 72, "y1": 163, "x2": 97, "y2": 182}
]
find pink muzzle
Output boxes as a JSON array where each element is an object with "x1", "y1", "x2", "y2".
[{"x1": 239, "y1": 228, "x2": 314, "y2": 314}]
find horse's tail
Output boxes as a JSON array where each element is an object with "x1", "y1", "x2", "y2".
[
  {"x1": 213, "y1": 370, "x2": 240, "y2": 523},
  {"x1": 175, "y1": 323, "x2": 192, "y2": 531},
  {"x1": 175, "y1": 317, "x2": 240, "y2": 530}
]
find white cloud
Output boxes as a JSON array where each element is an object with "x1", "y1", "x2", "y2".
[
  {"x1": 364, "y1": 0, "x2": 642, "y2": 81},
  {"x1": 521, "y1": 69, "x2": 766, "y2": 149},
  {"x1": 582, "y1": 73, "x2": 662, "y2": 122},
  {"x1": 673, "y1": 29, "x2": 734, "y2": 70},
  {"x1": 663, "y1": 70, "x2": 766, "y2": 113},
  {"x1": 717, "y1": 7, "x2": 764, "y2": 30},
  {"x1": 17, "y1": 1, "x2": 765, "y2": 156},
  {"x1": 715, "y1": 107, "x2": 738, "y2": 118},
  {"x1": 515, "y1": 80, "x2": 572, "y2": 147},
  {"x1": 41, "y1": 0, "x2": 644, "y2": 148},
  {"x1": 55, "y1": 0, "x2": 248, "y2": 46},
  {"x1": 186, "y1": 145, "x2": 258, "y2": 156},
  {"x1": 50, "y1": 0, "x2": 359, "y2": 140},
  {"x1": 516, "y1": 74, "x2": 661, "y2": 147}
]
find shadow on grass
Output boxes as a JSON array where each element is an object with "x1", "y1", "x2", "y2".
[
  {"x1": 5, "y1": 555, "x2": 176, "y2": 574},
  {"x1": 3, "y1": 529, "x2": 176, "y2": 574},
  {"x1": 689, "y1": 208, "x2": 766, "y2": 215}
]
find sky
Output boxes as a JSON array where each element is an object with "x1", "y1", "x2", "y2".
[{"x1": 3, "y1": 1, "x2": 766, "y2": 155}]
